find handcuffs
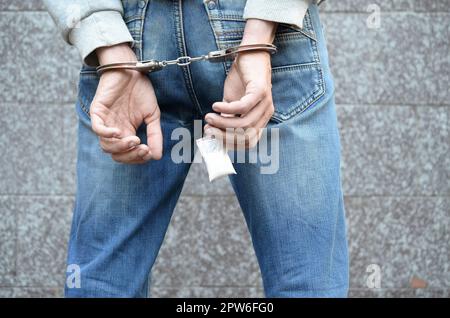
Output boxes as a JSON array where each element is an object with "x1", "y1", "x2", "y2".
[{"x1": 96, "y1": 43, "x2": 277, "y2": 75}]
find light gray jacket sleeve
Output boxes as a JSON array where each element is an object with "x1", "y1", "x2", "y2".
[
  {"x1": 243, "y1": 0, "x2": 312, "y2": 29},
  {"x1": 44, "y1": 0, "x2": 315, "y2": 66},
  {"x1": 43, "y1": 0, "x2": 134, "y2": 66}
]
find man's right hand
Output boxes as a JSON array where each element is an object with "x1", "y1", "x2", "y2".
[{"x1": 90, "y1": 44, "x2": 163, "y2": 164}]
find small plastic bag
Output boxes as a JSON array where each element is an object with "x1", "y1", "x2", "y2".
[{"x1": 196, "y1": 136, "x2": 237, "y2": 182}]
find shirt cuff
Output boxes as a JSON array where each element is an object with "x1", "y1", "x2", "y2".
[
  {"x1": 243, "y1": 0, "x2": 311, "y2": 30},
  {"x1": 69, "y1": 10, "x2": 134, "y2": 66}
]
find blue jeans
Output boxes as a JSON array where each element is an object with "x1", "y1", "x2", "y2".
[{"x1": 67, "y1": 0, "x2": 348, "y2": 297}]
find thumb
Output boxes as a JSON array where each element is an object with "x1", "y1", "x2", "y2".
[
  {"x1": 144, "y1": 108, "x2": 163, "y2": 160},
  {"x1": 90, "y1": 108, "x2": 121, "y2": 138}
]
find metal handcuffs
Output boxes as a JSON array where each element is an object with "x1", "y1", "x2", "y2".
[{"x1": 96, "y1": 43, "x2": 277, "y2": 75}]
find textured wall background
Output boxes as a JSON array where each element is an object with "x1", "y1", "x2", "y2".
[{"x1": 0, "y1": 0, "x2": 449, "y2": 298}]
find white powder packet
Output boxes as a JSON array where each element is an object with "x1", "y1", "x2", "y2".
[{"x1": 196, "y1": 136, "x2": 237, "y2": 182}]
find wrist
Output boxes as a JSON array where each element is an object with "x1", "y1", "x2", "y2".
[
  {"x1": 96, "y1": 43, "x2": 137, "y2": 66},
  {"x1": 241, "y1": 19, "x2": 278, "y2": 45}
]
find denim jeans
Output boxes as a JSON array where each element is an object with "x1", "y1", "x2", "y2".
[{"x1": 67, "y1": 0, "x2": 348, "y2": 297}]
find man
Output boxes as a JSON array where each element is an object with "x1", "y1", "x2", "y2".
[{"x1": 45, "y1": 0, "x2": 348, "y2": 297}]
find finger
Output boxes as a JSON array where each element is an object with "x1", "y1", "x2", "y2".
[
  {"x1": 245, "y1": 113, "x2": 270, "y2": 148},
  {"x1": 111, "y1": 144, "x2": 153, "y2": 163},
  {"x1": 145, "y1": 108, "x2": 163, "y2": 160},
  {"x1": 91, "y1": 113, "x2": 121, "y2": 138},
  {"x1": 212, "y1": 90, "x2": 265, "y2": 115},
  {"x1": 204, "y1": 124, "x2": 225, "y2": 140},
  {"x1": 256, "y1": 107, "x2": 274, "y2": 130},
  {"x1": 237, "y1": 108, "x2": 273, "y2": 149},
  {"x1": 205, "y1": 99, "x2": 269, "y2": 130},
  {"x1": 203, "y1": 124, "x2": 214, "y2": 135},
  {"x1": 205, "y1": 105, "x2": 272, "y2": 138},
  {"x1": 203, "y1": 125, "x2": 229, "y2": 145},
  {"x1": 100, "y1": 135, "x2": 141, "y2": 154},
  {"x1": 204, "y1": 119, "x2": 266, "y2": 150},
  {"x1": 204, "y1": 126, "x2": 247, "y2": 150},
  {"x1": 116, "y1": 157, "x2": 147, "y2": 165}
]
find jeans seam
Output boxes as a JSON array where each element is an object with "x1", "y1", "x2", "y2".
[
  {"x1": 124, "y1": 15, "x2": 144, "y2": 23},
  {"x1": 271, "y1": 62, "x2": 321, "y2": 72},
  {"x1": 173, "y1": 0, "x2": 203, "y2": 115},
  {"x1": 328, "y1": 199, "x2": 340, "y2": 290},
  {"x1": 78, "y1": 98, "x2": 90, "y2": 118},
  {"x1": 204, "y1": 0, "x2": 228, "y2": 75},
  {"x1": 137, "y1": 0, "x2": 149, "y2": 60}
]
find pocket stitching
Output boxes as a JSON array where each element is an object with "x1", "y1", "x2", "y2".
[
  {"x1": 271, "y1": 63, "x2": 325, "y2": 122},
  {"x1": 78, "y1": 95, "x2": 91, "y2": 118}
]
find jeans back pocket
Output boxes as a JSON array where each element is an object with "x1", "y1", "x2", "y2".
[{"x1": 205, "y1": 1, "x2": 325, "y2": 122}]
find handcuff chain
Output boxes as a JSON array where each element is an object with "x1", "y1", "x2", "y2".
[
  {"x1": 96, "y1": 43, "x2": 277, "y2": 75},
  {"x1": 164, "y1": 55, "x2": 207, "y2": 66}
]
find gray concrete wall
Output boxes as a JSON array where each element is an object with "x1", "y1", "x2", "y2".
[{"x1": 0, "y1": 0, "x2": 448, "y2": 297}]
